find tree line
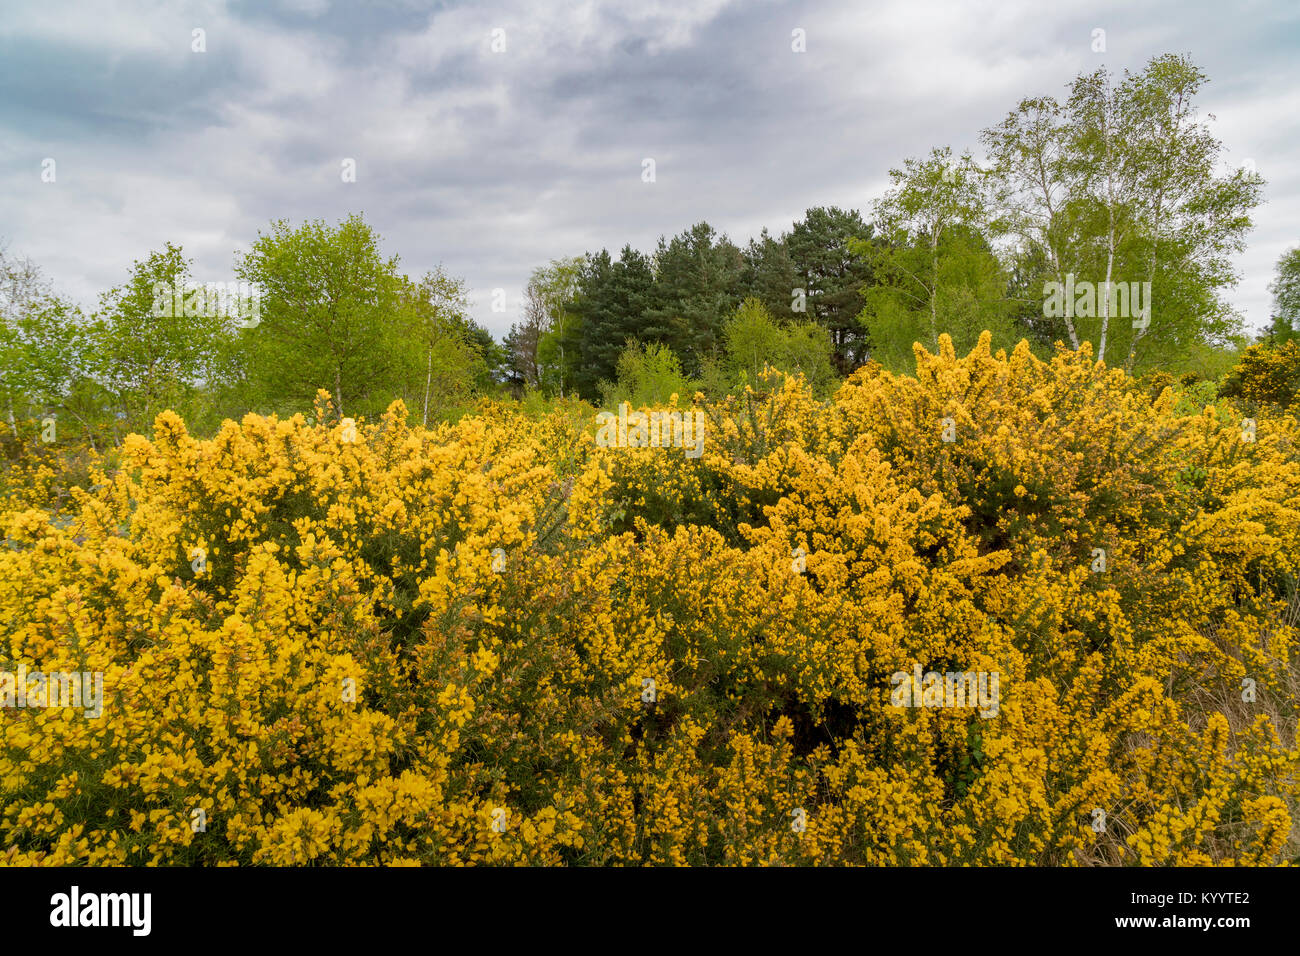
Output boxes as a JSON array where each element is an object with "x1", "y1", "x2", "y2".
[
  {"x1": 0, "y1": 215, "x2": 501, "y2": 448},
  {"x1": 508, "y1": 53, "x2": 1278, "y2": 402}
]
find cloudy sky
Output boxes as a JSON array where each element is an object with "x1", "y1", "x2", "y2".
[{"x1": 2, "y1": 0, "x2": 1298, "y2": 339}]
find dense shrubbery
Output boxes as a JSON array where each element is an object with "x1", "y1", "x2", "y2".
[
  {"x1": 1219, "y1": 340, "x2": 1300, "y2": 413},
  {"x1": 2, "y1": 334, "x2": 1298, "y2": 865}
]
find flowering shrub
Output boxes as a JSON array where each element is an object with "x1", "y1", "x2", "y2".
[
  {"x1": 1219, "y1": 340, "x2": 1300, "y2": 412},
  {"x1": 3, "y1": 334, "x2": 1298, "y2": 866}
]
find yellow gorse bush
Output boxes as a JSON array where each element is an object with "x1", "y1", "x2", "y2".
[{"x1": 2, "y1": 333, "x2": 1298, "y2": 866}]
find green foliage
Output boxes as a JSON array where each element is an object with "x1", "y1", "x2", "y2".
[
  {"x1": 723, "y1": 297, "x2": 786, "y2": 385},
  {"x1": 1176, "y1": 338, "x2": 1249, "y2": 384},
  {"x1": 88, "y1": 242, "x2": 238, "y2": 439},
  {"x1": 2, "y1": 216, "x2": 506, "y2": 453},
  {"x1": 598, "y1": 341, "x2": 695, "y2": 409},
  {"x1": 570, "y1": 246, "x2": 658, "y2": 399},
  {"x1": 507, "y1": 257, "x2": 583, "y2": 394},
  {"x1": 1268, "y1": 247, "x2": 1300, "y2": 344},
  {"x1": 1171, "y1": 379, "x2": 1220, "y2": 417},
  {"x1": 715, "y1": 298, "x2": 838, "y2": 397},
  {"x1": 779, "y1": 321, "x2": 838, "y2": 396},
  {"x1": 857, "y1": 149, "x2": 1016, "y2": 372},
  {"x1": 235, "y1": 214, "x2": 405, "y2": 418},
  {"x1": 389, "y1": 268, "x2": 484, "y2": 426},
  {"x1": 742, "y1": 228, "x2": 800, "y2": 323},
  {"x1": 982, "y1": 54, "x2": 1263, "y2": 372},
  {"x1": 0, "y1": 284, "x2": 89, "y2": 420},
  {"x1": 785, "y1": 206, "x2": 874, "y2": 369},
  {"x1": 558, "y1": 210, "x2": 873, "y2": 399},
  {"x1": 646, "y1": 223, "x2": 746, "y2": 374}
]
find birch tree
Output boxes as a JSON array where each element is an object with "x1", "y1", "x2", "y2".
[
  {"x1": 983, "y1": 55, "x2": 1263, "y2": 370},
  {"x1": 397, "y1": 267, "x2": 474, "y2": 426},
  {"x1": 856, "y1": 147, "x2": 1013, "y2": 369}
]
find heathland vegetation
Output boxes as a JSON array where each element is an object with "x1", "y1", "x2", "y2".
[{"x1": 2, "y1": 53, "x2": 1300, "y2": 865}]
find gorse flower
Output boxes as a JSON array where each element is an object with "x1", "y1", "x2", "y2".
[{"x1": 2, "y1": 335, "x2": 1299, "y2": 867}]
